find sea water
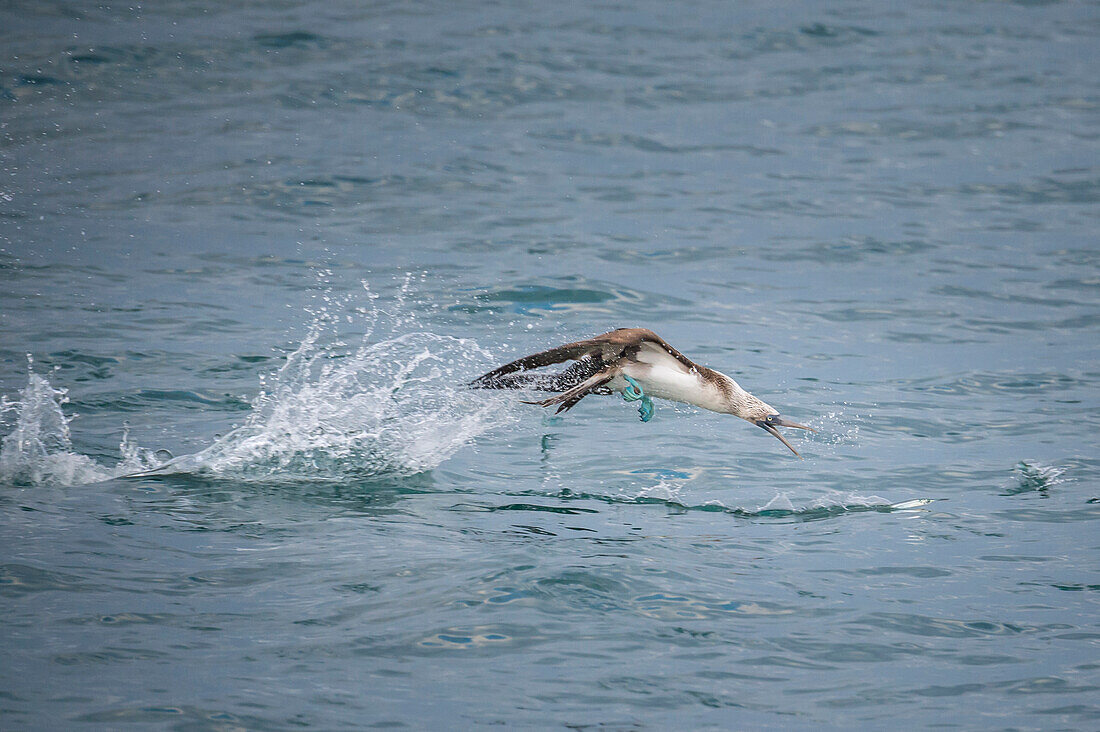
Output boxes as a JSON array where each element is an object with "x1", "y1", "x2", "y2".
[{"x1": 1, "y1": 1, "x2": 1098, "y2": 729}]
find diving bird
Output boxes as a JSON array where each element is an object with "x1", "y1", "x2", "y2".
[{"x1": 470, "y1": 327, "x2": 814, "y2": 457}]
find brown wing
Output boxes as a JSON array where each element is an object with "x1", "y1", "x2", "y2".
[
  {"x1": 521, "y1": 369, "x2": 616, "y2": 414},
  {"x1": 469, "y1": 335, "x2": 609, "y2": 387}
]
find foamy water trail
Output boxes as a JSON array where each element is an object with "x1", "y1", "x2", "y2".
[{"x1": 0, "y1": 281, "x2": 518, "y2": 486}]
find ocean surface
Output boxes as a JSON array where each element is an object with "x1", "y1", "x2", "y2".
[{"x1": 2, "y1": 0, "x2": 1099, "y2": 729}]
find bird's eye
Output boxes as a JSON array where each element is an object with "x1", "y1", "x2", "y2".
[{"x1": 767, "y1": 414, "x2": 778, "y2": 424}]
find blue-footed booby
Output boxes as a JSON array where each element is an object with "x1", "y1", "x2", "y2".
[{"x1": 471, "y1": 327, "x2": 814, "y2": 457}]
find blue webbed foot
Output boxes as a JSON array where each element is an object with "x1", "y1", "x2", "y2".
[
  {"x1": 622, "y1": 376, "x2": 655, "y2": 422},
  {"x1": 622, "y1": 375, "x2": 644, "y2": 402}
]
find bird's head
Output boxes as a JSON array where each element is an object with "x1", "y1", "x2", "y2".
[{"x1": 738, "y1": 394, "x2": 815, "y2": 458}]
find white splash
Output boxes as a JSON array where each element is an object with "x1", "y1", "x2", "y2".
[
  {"x1": 0, "y1": 364, "x2": 110, "y2": 486},
  {"x1": 0, "y1": 357, "x2": 169, "y2": 486},
  {"x1": 1, "y1": 280, "x2": 517, "y2": 486},
  {"x1": 160, "y1": 329, "x2": 514, "y2": 481},
  {"x1": 633, "y1": 480, "x2": 686, "y2": 504},
  {"x1": 1012, "y1": 460, "x2": 1068, "y2": 491}
]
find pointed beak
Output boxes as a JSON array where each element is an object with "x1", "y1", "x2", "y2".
[{"x1": 755, "y1": 416, "x2": 815, "y2": 458}]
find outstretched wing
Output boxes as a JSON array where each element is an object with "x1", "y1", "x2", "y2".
[{"x1": 469, "y1": 337, "x2": 606, "y2": 388}]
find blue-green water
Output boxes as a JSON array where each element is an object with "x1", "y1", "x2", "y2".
[{"x1": 2, "y1": 1, "x2": 1099, "y2": 728}]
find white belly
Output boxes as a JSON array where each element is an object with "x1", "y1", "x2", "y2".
[{"x1": 612, "y1": 363, "x2": 725, "y2": 412}]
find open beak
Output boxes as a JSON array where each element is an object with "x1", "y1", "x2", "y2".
[{"x1": 755, "y1": 416, "x2": 815, "y2": 458}]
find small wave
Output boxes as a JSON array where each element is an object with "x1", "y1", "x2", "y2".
[
  {"x1": 740, "y1": 489, "x2": 904, "y2": 519},
  {"x1": 554, "y1": 481, "x2": 926, "y2": 520}
]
